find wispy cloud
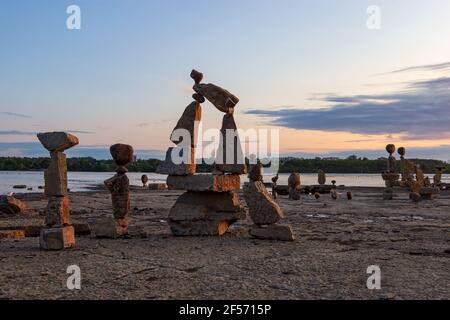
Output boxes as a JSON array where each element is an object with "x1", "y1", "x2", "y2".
[
  {"x1": 0, "y1": 130, "x2": 93, "y2": 136},
  {"x1": 0, "y1": 130, "x2": 36, "y2": 135},
  {"x1": 388, "y1": 61, "x2": 450, "y2": 74},
  {"x1": 1, "y1": 111, "x2": 32, "y2": 118},
  {"x1": 246, "y1": 72, "x2": 450, "y2": 140},
  {"x1": 137, "y1": 123, "x2": 149, "y2": 127}
]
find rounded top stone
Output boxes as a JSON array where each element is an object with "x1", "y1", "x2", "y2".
[
  {"x1": 288, "y1": 172, "x2": 301, "y2": 188},
  {"x1": 110, "y1": 144, "x2": 134, "y2": 166},
  {"x1": 397, "y1": 147, "x2": 406, "y2": 157},
  {"x1": 386, "y1": 144, "x2": 396, "y2": 154},
  {"x1": 190, "y1": 70, "x2": 203, "y2": 84},
  {"x1": 37, "y1": 132, "x2": 79, "y2": 152}
]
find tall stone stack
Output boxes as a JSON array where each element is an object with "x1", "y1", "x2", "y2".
[
  {"x1": 381, "y1": 144, "x2": 400, "y2": 187},
  {"x1": 158, "y1": 70, "x2": 246, "y2": 236},
  {"x1": 244, "y1": 164, "x2": 295, "y2": 241},
  {"x1": 94, "y1": 144, "x2": 133, "y2": 238},
  {"x1": 37, "y1": 132, "x2": 79, "y2": 250}
]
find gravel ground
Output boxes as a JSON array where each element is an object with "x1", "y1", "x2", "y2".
[{"x1": 0, "y1": 186, "x2": 449, "y2": 300}]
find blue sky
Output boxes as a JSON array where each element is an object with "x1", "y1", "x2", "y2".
[{"x1": 1, "y1": 1, "x2": 450, "y2": 160}]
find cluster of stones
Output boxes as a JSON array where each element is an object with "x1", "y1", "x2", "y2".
[
  {"x1": 302, "y1": 170, "x2": 336, "y2": 195},
  {"x1": 0, "y1": 195, "x2": 27, "y2": 214},
  {"x1": 37, "y1": 132, "x2": 79, "y2": 250},
  {"x1": 382, "y1": 144, "x2": 440, "y2": 201},
  {"x1": 93, "y1": 144, "x2": 133, "y2": 238},
  {"x1": 244, "y1": 165, "x2": 294, "y2": 241},
  {"x1": 157, "y1": 70, "x2": 246, "y2": 236}
]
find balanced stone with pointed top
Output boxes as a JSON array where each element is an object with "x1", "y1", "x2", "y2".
[{"x1": 215, "y1": 113, "x2": 247, "y2": 174}]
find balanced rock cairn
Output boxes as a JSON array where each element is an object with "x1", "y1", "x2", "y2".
[
  {"x1": 288, "y1": 172, "x2": 301, "y2": 200},
  {"x1": 381, "y1": 144, "x2": 400, "y2": 188},
  {"x1": 158, "y1": 70, "x2": 245, "y2": 236},
  {"x1": 244, "y1": 164, "x2": 295, "y2": 241},
  {"x1": 37, "y1": 132, "x2": 79, "y2": 250},
  {"x1": 94, "y1": 144, "x2": 133, "y2": 238},
  {"x1": 397, "y1": 147, "x2": 439, "y2": 200}
]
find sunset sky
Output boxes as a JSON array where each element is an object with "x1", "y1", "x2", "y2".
[{"x1": 1, "y1": 0, "x2": 450, "y2": 160}]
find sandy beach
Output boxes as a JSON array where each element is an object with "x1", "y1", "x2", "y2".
[{"x1": 0, "y1": 186, "x2": 448, "y2": 300}]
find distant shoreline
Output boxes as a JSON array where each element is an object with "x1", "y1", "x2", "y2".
[{"x1": 0, "y1": 156, "x2": 447, "y2": 174}]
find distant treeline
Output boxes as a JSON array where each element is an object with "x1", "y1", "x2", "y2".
[
  {"x1": 278, "y1": 156, "x2": 448, "y2": 174},
  {"x1": 0, "y1": 156, "x2": 448, "y2": 174}
]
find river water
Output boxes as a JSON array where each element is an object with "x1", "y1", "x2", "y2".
[{"x1": 1, "y1": 171, "x2": 448, "y2": 195}]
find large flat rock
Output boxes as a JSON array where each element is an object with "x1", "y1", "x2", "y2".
[
  {"x1": 167, "y1": 174, "x2": 240, "y2": 192},
  {"x1": 168, "y1": 191, "x2": 245, "y2": 236},
  {"x1": 37, "y1": 132, "x2": 79, "y2": 152}
]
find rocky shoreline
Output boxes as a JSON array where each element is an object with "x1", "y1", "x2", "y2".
[{"x1": 0, "y1": 186, "x2": 448, "y2": 299}]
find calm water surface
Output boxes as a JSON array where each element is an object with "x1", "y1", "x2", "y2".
[{"x1": 1, "y1": 171, "x2": 448, "y2": 195}]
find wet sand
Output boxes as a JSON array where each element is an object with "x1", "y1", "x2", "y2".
[{"x1": 0, "y1": 186, "x2": 449, "y2": 300}]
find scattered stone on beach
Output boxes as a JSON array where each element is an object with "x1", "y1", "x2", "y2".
[
  {"x1": 193, "y1": 83, "x2": 239, "y2": 113},
  {"x1": 44, "y1": 196, "x2": 71, "y2": 227},
  {"x1": 420, "y1": 187, "x2": 440, "y2": 200},
  {"x1": 0, "y1": 196, "x2": 27, "y2": 214},
  {"x1": 0, "y1": 230, "x2": 25, "y2": 240},
  {"x1": 39, "y1": 226, "x2": 75, "y2": 250},
  {"x1": 331, "y1": 189, "x2": 338, "y2": 200},
  {"x1": 93, "y1": 217, "x2": 128, "y2": 239},
  {"x1": 244, "y1": 180, "x2": 284, "y2": 225},
  {"x1": 347, "y1": 191, "x2": 353, "y2": 200},
  {"x1": 409, "y1": 192, "x2": 423, "y2": 203},
  {"x1": 314, "y1": 192, "x2": 321, "y2": 200},
  {"x1": 249, "y1": 224, "x2": 295, "y2": 241},
  {"x1": 148, "y1": 183, "x2": 168, "y2": 191},
  {"x1": 318, "y1": 170, "x2": 326, "y2": 185},
  {"x1": 37, "y1": 132, "x2": 79, "y2": 152},
  {"x1": 168, "y1": 191, "x2": 245, "y2": 236},
  {"x1": 167, "y1": 174, "x2": 240, "y2": 192},
  {"x1": 38, "y1": 131, "x2": 78, "y2": 250},
  {"x1": 382, "y1": 188, "x2": 394, "y2": 200},
  {"x1": 141, "y1": 174, "x2": 149, "y2": 187},
  {"x1": 288, "y1": 172, "x2": 301, "y2": 201},
  {"x1": 44, "y1": 152, "x2": 68, "y2": 197},
  {"x1": 156, "y1": 147, "x2": 196, "y2": 176},
  {"x1": 215, "y1": 113, "x2": 247, "y2": 174}
]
